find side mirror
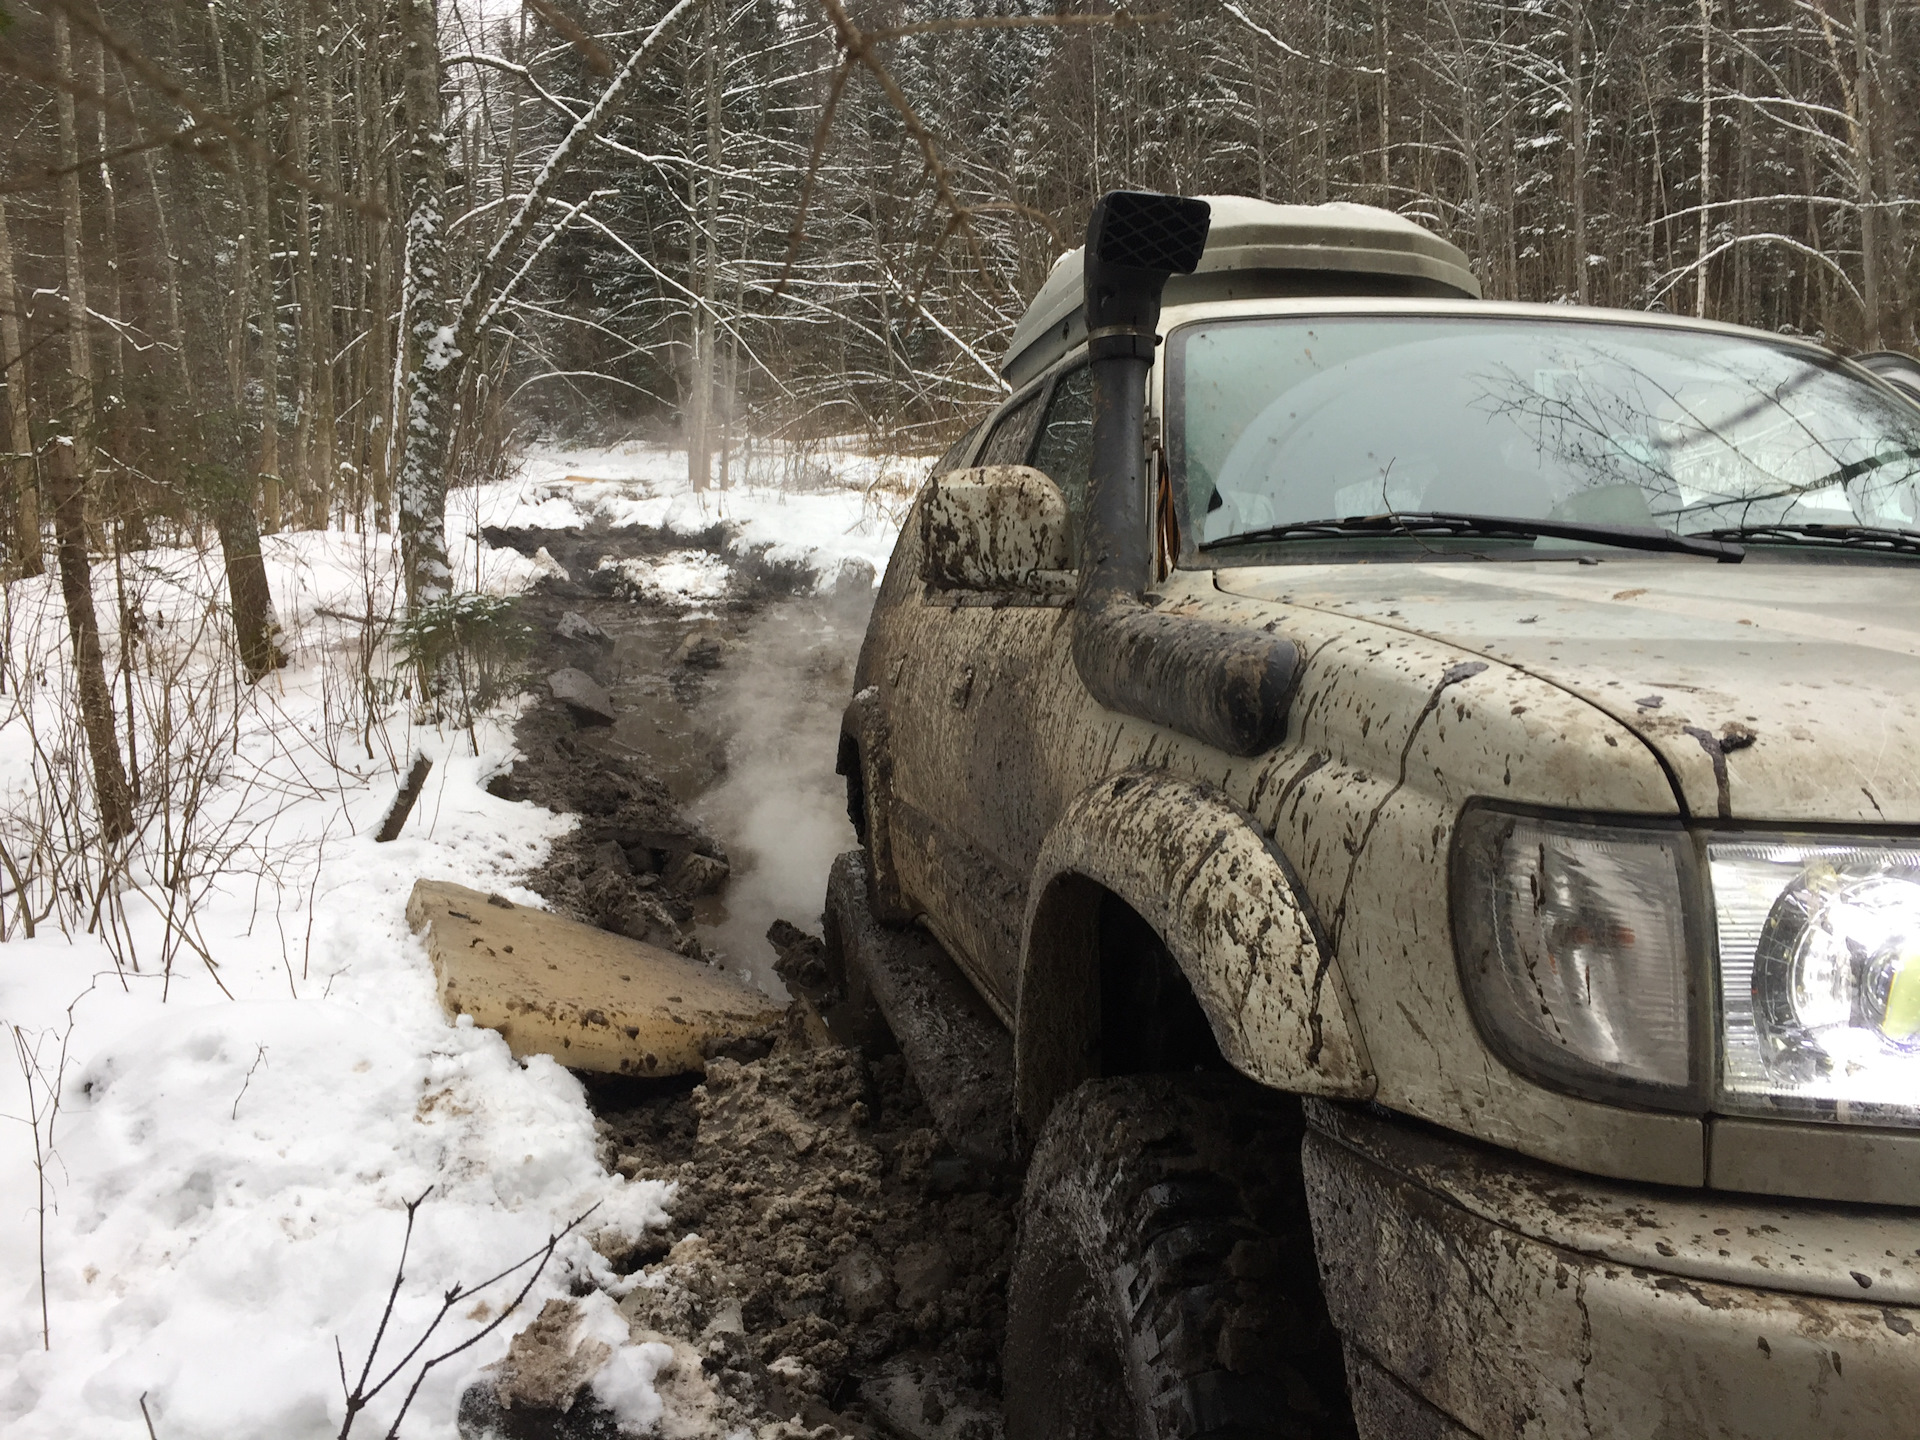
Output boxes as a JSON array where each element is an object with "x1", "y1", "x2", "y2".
[{"x1": 923, "y1": 465, "x2": 1074, "y2": 593}]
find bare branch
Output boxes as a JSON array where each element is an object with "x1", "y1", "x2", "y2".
[{"x1": 523, "y1": 0, "x2": 614, "y2": 77}]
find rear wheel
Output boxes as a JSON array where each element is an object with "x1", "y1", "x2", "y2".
[{"x1": 1004, "y1": 1074, "x2": 1355, "y2": 1440}]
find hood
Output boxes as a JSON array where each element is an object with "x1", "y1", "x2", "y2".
[{"x1": 1217, "y1": 557, "x2": 1920, "y2": 825}]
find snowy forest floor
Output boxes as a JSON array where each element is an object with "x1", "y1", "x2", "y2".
[{"x1": 0, "y1": 441, "x2": 1008, "y2": 1439}]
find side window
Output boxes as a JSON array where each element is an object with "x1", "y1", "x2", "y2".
[
  {"x1": 933, "y1": 416, "x2": 987, "y2": 476},
  {"x1": 1030, "y1": 365, "x2": 1093, "y2": 561},
  {"x1": 977, "y1": 391, "x2": 1042, "y2": 467}
]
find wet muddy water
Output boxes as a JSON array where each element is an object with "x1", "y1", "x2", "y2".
[{"x1": 488, "y1": 522, "x2": 868, "y2": 992}]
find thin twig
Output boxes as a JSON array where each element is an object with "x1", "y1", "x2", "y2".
[
  {"x1": 230, "y1": 1045, "x2": 268, "y2": 1120},
  {"x1": 334, "y1": 1193, "x2": 600, "y2": 1440}
]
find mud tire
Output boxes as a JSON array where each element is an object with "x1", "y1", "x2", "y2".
[{"x1": 1004, "y1": 1074, "x2": 1355, "y2": 1440}]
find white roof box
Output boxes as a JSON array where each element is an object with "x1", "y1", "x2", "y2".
[{"x1": 1000, "y1": 197, "x2": 1481, "y2": 386}]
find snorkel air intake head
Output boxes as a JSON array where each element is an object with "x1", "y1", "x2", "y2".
[
  {"x1": 1072, "y1": 191, "x2": 1299, "y2": 758},
  {"x1": 1079, "y1": 192, "x2": 1212, "y2": 598}
]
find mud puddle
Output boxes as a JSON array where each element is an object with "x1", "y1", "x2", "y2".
[{"x1": 475, "y1": 523, "x2": 1014, "y2": 1440}]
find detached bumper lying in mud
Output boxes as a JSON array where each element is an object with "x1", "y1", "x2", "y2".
[{"x1": 1303, "y1": 1100, "x2": 1920, "y2": 1440}]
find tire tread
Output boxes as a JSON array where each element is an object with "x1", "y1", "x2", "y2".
[{"x1": 1006, "y1": 1075, "x2": 1355, "y2": 1440}]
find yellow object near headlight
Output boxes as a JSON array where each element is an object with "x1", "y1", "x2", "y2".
[
  {"x1": 1879, "y1": 949, "x2": 1920, "y2": 1043},
  {"x1": 1713, "y1": 843, "x2": 1920, "y2": 1127}
]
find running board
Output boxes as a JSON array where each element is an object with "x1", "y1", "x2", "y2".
[{"x1": 824, "y1": 851, "x2": 1015, "y2": 1169}]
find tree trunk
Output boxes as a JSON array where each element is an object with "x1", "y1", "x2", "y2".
[
  {"x1": 291, "y1": 0, "x2": 323, "y2": 527},
  {"x1": 1877, "y1": 0, "x2": 1909, "y2": 345},
  {"x1": 313, "y1": 1, "x2": 341, "y2": 531},
  {"x1": 684, "y1": 16, "x2": 717, "y2": 496},
  {"x1": 92, "y1": 40, "x2": 125, "y2": 396},
  {"x1": 394, "y1": 0, "x2": 699, "y2": 610},
  {"x1": 216, "y1": 496, "x2": 287, "y2": 683},
  {"x1": 1852, "y1": 0, "x2": 1880, "y2": 347},
  {"x1": 1375, "y1": 0, "x2": 1392, "y2": 202},
  {"x1": 48, "y1": 439, "x2": 133, "y2": 841},
  {"x1": 396, "y1": 0, "x2": 456, "y2": 609},
  {"x1": 1568, "y1": 0, "x2": 1587, "y2": 303},
  {"x1": 251, "y1": 28, "x2": 284, "y2": 532},
  {"x1": 0, "y1": 200, "x2": 41, "y2": 578},
  {"x1": 92, "y1": 37, "x2": 148, "y2": 552},
  {"x1": 54, "y1": 15, "x2": 93, "y2": 458},
  {"x1": 1694, "y1": 0, "x2": 1713, "y2": 318}
]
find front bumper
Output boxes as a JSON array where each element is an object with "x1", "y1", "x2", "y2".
[{"x1": 1303, "y1": 1101, "x2": 1920, "y2": 1440}]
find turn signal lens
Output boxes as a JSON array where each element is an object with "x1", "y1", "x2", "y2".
[{"x1": 1454, "y1": 810, "x2": 1695, "y2": 1103}]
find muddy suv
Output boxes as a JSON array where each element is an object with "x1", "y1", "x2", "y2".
[{"x1": 826, "y1": 192, "x2": 1920, "y2": 1438}]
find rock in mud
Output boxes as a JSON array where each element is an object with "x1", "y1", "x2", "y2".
[
  {"x1": 671, "y1": 629, "x2": 726, "y2": 670},
  {"x1": 557, "y1": 610, "x2": 613, "y2": 646},
  {"x1": 663, "y1": 850, "x2": 729, "y2": 896},
  {"x1": 833, "y1": 556, "x2": 877, "y2": 601},
  {"x1": 548, "y1": 667, "x2": 616, "y2": 725}
]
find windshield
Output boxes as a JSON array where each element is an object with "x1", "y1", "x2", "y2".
[{"x1": 1168, "y1": 314, "x2": 1920, "y2": 550}]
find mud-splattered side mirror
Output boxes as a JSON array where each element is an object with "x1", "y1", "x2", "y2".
[{"x1": 922, "y1": 465, "x2": 1074, "y2": 594}]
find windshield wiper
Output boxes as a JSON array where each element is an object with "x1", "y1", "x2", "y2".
[
  {"x1": 1688, "y1": 522, "x2": 1920, "y2": 557},
  {"x1": 1201, "y1": 511, "x2": 1745, "y2": 561}
]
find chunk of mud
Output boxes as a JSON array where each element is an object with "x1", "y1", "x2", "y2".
[
  {"x1": 579, "y1": 861, "x2": 699, "y2": 953},
  {"x1": 557, "y1": 610, "x2": 612, "y2": 646},
  {"x1": 456, "y1": 1386, "x2": 627, "y2": 1440},
  {"x1": 834, "y1": 1247, "x2": 894, "y2": 1322},
  {"x1": 498, "y1": 729, "x2": 729, "y2": 957},
  {"x1": 604, "y1": 1047, "x2": 1013, "y2": 1434},
  {"x1": 892, "y1": 1242, "x2": 954, "y2": 1310},
  {"x1": 859, "y1": 1353, "x2": 1004, "y2": 1440},
  {"x1": 768, "y1": 920, "x2": 829, "y2": 988},
  {"x1": 548, "y1": 668, "x2": 616, "y2": 725},
  {"x1": 487, "y1": 1298, "x2": 610, "y2": 1412}
]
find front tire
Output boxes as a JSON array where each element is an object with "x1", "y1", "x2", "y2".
[{"x1": 1004, "y1": 1075, "x2": 1355, "y2": 1440}]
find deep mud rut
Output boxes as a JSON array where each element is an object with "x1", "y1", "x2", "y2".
[{"x1": 468, "y1": 523, "x2": 1015, "y2": 1440}]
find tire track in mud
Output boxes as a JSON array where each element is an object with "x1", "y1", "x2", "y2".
[{"x1": 469, "y1": 524, "x2": 1015, "y2": 1440}]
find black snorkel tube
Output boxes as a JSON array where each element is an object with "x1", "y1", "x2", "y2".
[{"x1": 1072, "y1": 191, "x2": 1299, "y2": 757}]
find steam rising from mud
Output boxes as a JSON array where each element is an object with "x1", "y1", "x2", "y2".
[{"x1": 692, "y1": 590, "x2": 873, "y2": 990}]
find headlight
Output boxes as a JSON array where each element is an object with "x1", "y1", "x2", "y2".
[
  {"x1": 1711, "y1": 841, "x2": 1920, "y2": 1127},
  {"x1": 1453, "y1": 808, "x2": 1698, "y2": 1106}
]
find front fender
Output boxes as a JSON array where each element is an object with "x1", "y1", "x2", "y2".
[
  {"x1": 839, "y1": 685, "x2": 913, "y2": 924},
  {"x1": 1017, "y1": 769, "x2": 1375, "y2": 1133}
]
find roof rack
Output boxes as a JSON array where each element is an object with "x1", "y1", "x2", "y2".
[{"x1": 1000, "y1": 197, "x2": 1481, "y2": 387}]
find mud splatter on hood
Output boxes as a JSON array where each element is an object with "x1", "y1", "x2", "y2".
[{"x1": 1216, "y1": 557, "x2": 1920, "y2": 824}]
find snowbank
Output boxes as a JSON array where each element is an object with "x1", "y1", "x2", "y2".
[{"x1": 0, "y1": 440, "x2": 915, "y2": 1437}]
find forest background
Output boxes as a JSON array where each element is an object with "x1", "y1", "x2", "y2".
[
  {"x1": 0, "y1": 0, "x2": 1914, "y2": 599},
  {"x1": 0, "y1": 0, "x2": 1914, "y2": 924}
]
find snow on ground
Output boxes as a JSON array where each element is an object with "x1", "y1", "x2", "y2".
[
  {"x1": 0, "y1": 442, "x2": 917, "y2": 1437},
  {"x1": 466, "y1": 438, "x2": 921, "y2": 589}
]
